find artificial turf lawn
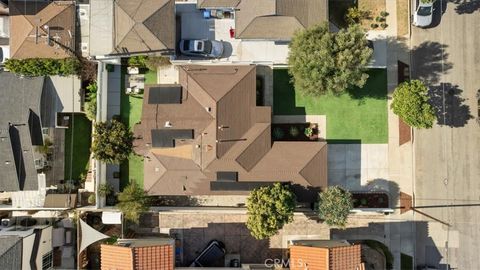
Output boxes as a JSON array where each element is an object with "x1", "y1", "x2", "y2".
[
  {"x1": 273, "y1": 68, "x2": 388, "y2": 144},
  {"x1": 64, "y1": 114, "x2": 92, "y2": 180}
]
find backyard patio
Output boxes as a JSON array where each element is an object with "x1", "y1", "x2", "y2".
[
  {"x1": 273, "y1": 68, "x2": 388, "y2": 144},
  {"x1": 119, "y1": 68, "x2": 157, "y2": 189}
]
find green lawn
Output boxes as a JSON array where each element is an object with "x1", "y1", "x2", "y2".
[
  {"x1": 64, "y1": 114, "x2": 92, "y2": 181},
  {"x1": 119, "y1": 67, "x2": 158, "y2": 189},
  {"x1": 273, "y1": 68, "x2": 388, "y2": 143}
]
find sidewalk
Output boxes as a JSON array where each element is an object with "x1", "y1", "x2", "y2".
[{"x1": 384, "y1": 1, "x2": 416, "y2": 269}]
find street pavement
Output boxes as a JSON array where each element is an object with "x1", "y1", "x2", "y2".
[{"x1": 411, "y1": 0, "x2": 480, "y2": 268}]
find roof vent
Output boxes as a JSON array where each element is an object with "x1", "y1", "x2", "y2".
[
  {"x1": 164, "y1": 121, "x2": 172, "y2": 128},
  {"x1": 5, "y1": 161, "x2": 10, "y2": 165},
  {"x1": 205, "y1": 107, "x2": 211, "y2": 112}
]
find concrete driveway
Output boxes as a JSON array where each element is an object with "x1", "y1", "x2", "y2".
[{"x1": 411, "y1": 0, "x2": 480, "y2": 268}]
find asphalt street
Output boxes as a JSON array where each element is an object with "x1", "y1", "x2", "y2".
[{"x1": 411, "y1": 0, "x2": 480, "y2": 269}]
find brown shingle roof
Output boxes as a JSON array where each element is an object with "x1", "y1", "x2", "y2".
[
  {"x1": 235, "y1": 0, "x2": 328, "y2": 40},
  {"x1": 290, "y1": 243, "x2": 363, "y2": 270},
  {"x1": 113, "y1": 0, "x2": 175, "y2": 54},
  {"x1": 9, "y1": 1, "x2": 75, "y2": 59},
  {"x1": 134, "y1": 65, "x2": 328, "y2": 196}
]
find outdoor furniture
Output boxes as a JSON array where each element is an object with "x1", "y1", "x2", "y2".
[
  {"x1": 126, "y1": 87, "x2": 133, "y2": 94},
  {"x1": 127, "y1": 74, "x2": 145, "y2": 90},
  {"x1": 127, "y1": 66, "x2": 139, "y2": 74}
]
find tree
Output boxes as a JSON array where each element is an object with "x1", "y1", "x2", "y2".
[
  {"x1": 5, "y1": 58, "x2": 80, "y2": 76},
  {"x1": 92, "y1": 120, "x2": 133, "y2": 164},
  {"x1": 391, "y1": 80, "x2": 436, "y2": 128},
  {"x1": 317, "y1": 186, "x2": 353, "y2": 228},
  {"x1": 345, "y1": 7, "x2": 370, "y2": 25},
  {"x1": 288, "y1": 23, "x2": 373, "y2": 96},
  {"x1": 117, "y1": 182, "x2": 149, "y2": 223},
  {"x1": 246, "y1": 183, "x2": 296, "y2": 239}
]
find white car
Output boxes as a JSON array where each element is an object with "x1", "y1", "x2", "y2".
[
  {"x1": 413, "y1": 1, "x2": 434, "y2": 27},
  {"x1": 179, "y1": 39, "x2": 224, "y2": 58}
]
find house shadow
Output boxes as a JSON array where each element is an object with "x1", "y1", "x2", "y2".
[
  {"x1": 451, "y1": 0, "x2": 480, "y2": 14},
  {"x1": 221, "y1": 41, "x2": 233, "y2": 58},
  {"x1": 169, "y1": 223, "x2": 283, "y2": 266},
  {"x1": 272, "y1": 68, "x2": 306, "y2": 116},
  {"x1": 331, "y1": 221, "x2": 450, "y2": 269},
  {"x1": 428, "y1": 83, "x2": 473, "y2": 127}
]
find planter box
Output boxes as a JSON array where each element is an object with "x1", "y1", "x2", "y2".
[
  {"x1": 352, "y1": 192, "x2": 389, "y2": 208},
  {"x1": 272, "y1": 123, "x2": 319, "y2": 141}
]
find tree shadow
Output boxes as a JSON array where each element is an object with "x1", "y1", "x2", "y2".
[
  {"x1": 363, "y1": 178, "x2": 400, "y2": 209},
  {"x1": 411, "y1": 41, "x2": 453, "y2": 85},
  {"x1": 428, "y1": 83, "x2": 473, "y2": 127},
  {"x1": 451, "y1": 0, "x2": 480, "y2": 14}
]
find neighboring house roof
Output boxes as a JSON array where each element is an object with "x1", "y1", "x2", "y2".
[
  {"x1": 113, "y1": 0, "x2": 175, "y2": 54},
  {"x1": 290, "y1": 240, "x2": 364, "y2": 270},
  {"x1": 101, "y1": 239, "x2": 174, "y2": 270},
  {"x1": 0, "y1": 72, "x2": 45, "y2": 191},
  {"x1": 134, "y1": 65, "x2": 328, "y2": 197},
  {"x1": 0, "y1": 236, "x2": 22, "y2": 270},
  {"x1": 9, "y1": 1, "x2": 75, "y2": 59},
  {"x1": 234, "y1": 0, "x2": 328, "y2": 40},
  {"x1": 197, "y1": 0, "x2": 241, "y2": 8}
]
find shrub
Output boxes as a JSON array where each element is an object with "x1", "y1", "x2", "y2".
[
  {"x1": 317, "y1": 186, "x2": 353, "y2": 228},
  {"x1": 391, "y1": 80, "x2": 436, "y2": 128},
  {"x1": 98, "y1": 183, "x2": 114, "y2": 197},
  {"x1": 375, "y1": 16, "x2": 385, "y2": 22},
  {"x1": 37, "y1": 138, "x2": 54, "y2": 155},
  {"x1": 371, "y1": 23, "x2": 379, "y2": 29},
  {"x1": 289, "y1": 126, "x2": 300, "y2": 137},
  {"x1": 380, "y1": 11, "x2": 389, "y2": 17},
  {"x1": 273, "y1": 127, "x2": 284, "y2": 140},
  {"x1": 304, "y1": 127, "x2": 313, "y2": 137},
  {"x1": 128, "y1": 55, "x2": 148, "y2": 68},
  {"x1": 345, "y1": 7, "x2": 370, "y2": 25},
  {"x1": 79, "y1": 59, "x2": 97, "y2": 81},
  {"x1": 380, "y1": 23, "x2": 388, "y2": 29},
  {"x1": 246, "y1": 183, "x2": 296, "y2": 239},
  {"x1": 84, "y1": 82, "x2": 97, "y2": 121},
  {"x1": 88, "y1": 194, "x2": 96, "y2": 205},
  {"x1": 5, "y1": 58, "x2": 80, "y2": 76}
]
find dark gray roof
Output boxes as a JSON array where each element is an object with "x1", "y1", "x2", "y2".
[
  {"x1": 0, "y1": 72, "x2": 45, "y2": 191},
  {"x1": 151, "y1": 129, "x2": 194, "y2": 148},
  {"x1": 0, "y1": 236, "x2": 22, "y2": 270}
]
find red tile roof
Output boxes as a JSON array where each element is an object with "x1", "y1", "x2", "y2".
[{"x1": 290, "y1": 243, "x2": 363, "y2": 270}]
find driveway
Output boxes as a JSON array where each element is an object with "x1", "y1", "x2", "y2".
[{"x1": 411, "y1": 0, "x2": 480, "y2": 268}]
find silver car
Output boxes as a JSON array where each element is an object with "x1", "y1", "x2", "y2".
[
  {"x1": 179, "y1": 39, "x2": 224, "y2": 58},
  {"x1": 413, "y1": 1, "x2": 434, "y2": 27}
]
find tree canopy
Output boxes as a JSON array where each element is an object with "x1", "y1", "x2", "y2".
[
  {"x1": 317, "y1": 186, "x2": 353, "y2": 228},
  {"x1": 288, "y1": 23, "x2": 373, "y2": 96},
  {"x1": 246, "y1": 183, "x2": 296, "y2": 239},
  {"x1": 391, "y1": 80, "x2": 436, "y2": 128},
  {"x1": 91, "y1": 119, "x2": 133, "y2": 164},
  {"x1": 117, "y1": 182, "x2": 149, "y2": 223}
]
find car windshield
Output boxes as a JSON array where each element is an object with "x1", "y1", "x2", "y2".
[
  {"x1": 417, "y1": 6, "x2": 432, "y2": 16},
  {"x1": 183, "y1": 40, "x2": 191, "y2": 51},
  {"x1": 203, "y1": 41, "x2": 213, "y2": 54}
]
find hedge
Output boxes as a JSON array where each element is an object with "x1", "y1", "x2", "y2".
[{"x1": 5, "y1": 58, "x2": 80, "y2": 76}]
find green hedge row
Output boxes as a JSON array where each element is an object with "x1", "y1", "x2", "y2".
[{"x1": 5, "y1": 58, "x2": 80, "y2": 76}]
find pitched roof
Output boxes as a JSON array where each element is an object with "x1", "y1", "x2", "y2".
[
  {"x1": 9, "y1": 1, "x2": 75, "y2": 59},
  {"x1": 101, "y1": 239, "x2": 174, "y2": 270},
  {"x1": 290, "y1": 241, "x2": 363, "y2": 270},
  {"x1": 0, "y1": 72, "x2": 45, "y2": 191},
  {"x1": 235, "y1": 0, "x2": 328, "y2": 40},
  {"x1": 113, "y1": 0, "x2": 175, "y2": 54},
  {"x1": 134, "y1": 65, "x2": 328, "y2": 197}
]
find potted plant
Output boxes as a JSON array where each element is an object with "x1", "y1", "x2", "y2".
[
  {"x1": 304, "y1": 127, "x2": 314, "y2": 137},
  {"x1": 273, "y1": 127, "x2": 284, "y2": 140},
  {"x1": 289, "y1": 126, "x2": 300, "y2": 137}
]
